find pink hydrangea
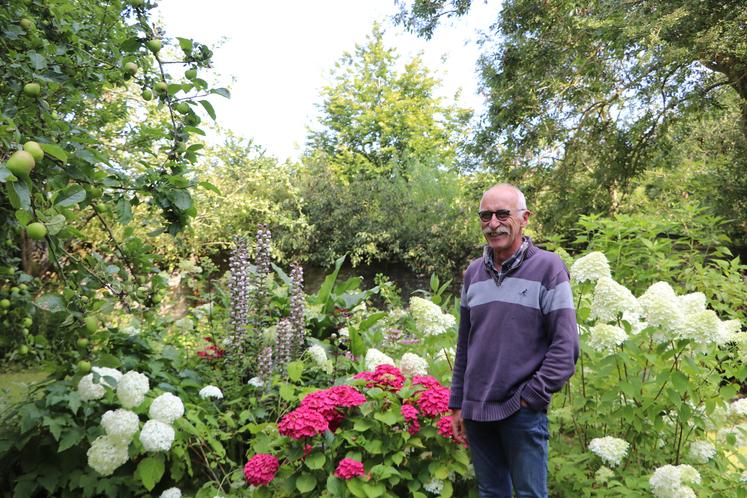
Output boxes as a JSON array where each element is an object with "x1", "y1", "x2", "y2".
[
  {"x1": 412, "y1": 375, "x2": 442, "y2": 389},
  {"x1": 299, "y1": 385, "x2": 367, "y2": 430},
  {"x1": 401, "y1": 404, "x2": 420, "y2": 435},
  {"x1": 334, "y1": 458, "x2": 365, "y2": 480},
  {"x1": 437, "y1": 415, "x2": 454, "y2": 439},
  {"x1": 244, "y1": 454, "x2": 279, "y2": 486},
  {"x1": 326, "y1": 385, "x2": 367, "y2": 407},
  {"x1": 300, "y1": 390, "x2": 338, "y2": 420},
  {"x1": 278, "y1": 406, "x2": 329, "y2": 439},
  {"x1": 354, "y1": 364, "x2": 405, "y2": 391},
  {"x1": 416, "y1": 386, "x2": 450, "y2": 418}
]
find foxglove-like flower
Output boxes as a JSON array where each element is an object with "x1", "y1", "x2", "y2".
[
  {"x1": 570, "y1": 252, "x2": 611, "y2": 283},
  {"x1": 87, "y1": 435, "x2": 129, "y2": 476},
  {"x1": 334, "y1": 458, "x2": 365, "y2": 480},
  {"x1": 588, "y1": 436, "x2": 629, "y2": 467},
  {"x1": 586, "y1": 324, "x2": 628, "y2": 354},
  {"x1": 399, "y1": 352, "x2": 428, "y2": 377},
  {"x1": 289, "y1": 262, "x2": 306, "y2": 356},
  {"x1": 244, "y1": 454, "x2": 279, "y2": 486},
  {"x1": 590, "y1": 277, "x2": 640, "y2": 323},
  {"x1": 139, "y1": 419, "x2": 175, "y2": 452},
  {"x1": 101, "y1": 408, "x2": 139, "y2": 444},
  {"x1": 409, "y1": 297, "x2": 456, "y2": 336},
  {"x1": 275, "y1": 319, "x2": 294, "y2": 369},
  {"x1": 257, "y1": 346, "x2": 274, "y2": 383},
  {"x1": 649, "y1": 464, "x2": 700, "y2": 498},
  {"x1": 199, "y1": 385, "x2": 224, "y2": 399},
  {"x1": 228, "y1": 236, "x2": 250, "y2": 345},
  {"x1": 149, "y1": 392, "x2": 184, "y2": 424},
  {"x1": 250, "y1": 225, "x2": 272, "y2": 324},
  {"x1": 117, "y1": 371, "x2": 149, "y2": 409},
  {"x1": 364, "y1": 348, "x2": 395, "y2": 370}
]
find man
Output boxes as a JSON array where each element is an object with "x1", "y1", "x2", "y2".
[{"x1": 449, "y1": 183, "x2": 579, "y2": 498}]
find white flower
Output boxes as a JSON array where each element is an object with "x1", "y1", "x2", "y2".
[
  {"x1": 638, "y1": 282, "x2": 684, "y2": 335},
  {"x1": 590, "y1": 277, "x2": 641, "y2": 323},
  {"x1": 588, "y1": 436, "x2": 629, "y2": 467},
  {"x1": 423, "y1": 478, "x2": 444, "y2": 495},
  {"x1": 586, "y1": 324, "x2": 628, "y2": 354},
  {"x1": 621, "y1": 310, "x2": 648, "y2": 335},
  {"x1": 649, "y1": 464, "x2": 701, "y2": 498},
  {"x1": 570, "y1": 252, "x2": 611, "y2": 283},
  {"x1": 247, "y1": 377, "x2": 264, "y2": 387},
  {"x1": 717, "y1": 319, "x2": 742, "y2": 345},
  {"x1": 677, "y1": 309, "x2": 721, "y2": 344},
  {"x1": 77, "y1": 367, "x2": 122, "y2": 401},
  {"x1": 160, "y1": 488, "x2": 182, "y2": 498},
  {"x1": 307, "y1": 344, "x2": 327, "y2": 365},
  {"x1": 149, "y1": 392, "x2": 184, "y2": 424},
  {"x1": 679, "y1": 292, "x2": 707, "y2": 314},
  {"x1": 594, "y1": 466, "x2": 614, "y2": 484},
  {"x1": 730, "y1": 398, "x2": 747, "y2": 417},
  {"x1": 101, "y1": 409, "x2": 139, "y2": 444},
  {"x1": 199, "y1": 385, "x2": 224, "y2": 399},
  {"x1": 409, "y1": 296, "x2": 456, "y2": 336},
  {"x1": 435, "y1": 347, "x2": 455, "y2": 363},
  {"x1": 87, "y1": 435, "x2": 129, "y2": 476},
  {"x1": 117, "y1": 371, "x2": 150, "y2": 409},
  {"x1": 399, "y1": 352, "x2": 428, "y2": 377},
  {"x1": 717, "y1": 423, "x2": 747, "y2": 447},
  {"x1": 139, "y1": 420, "x2": 175, "y2": 452},
  {"x1": 338, "y1": 327, "x2": 349, "y2": 338},
  {"x1": 687, "y1": 441, "x2": 716, "y2": 464},
  {"x1": 365, "y1": 348, "x2": 395, "y2": 370}
]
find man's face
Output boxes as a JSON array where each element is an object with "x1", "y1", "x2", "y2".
[{"x1": 479, "y1": 187, "x2": 529, "y2": 260}]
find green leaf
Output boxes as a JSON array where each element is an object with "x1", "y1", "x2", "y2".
[
  {"x1": 671, "y1": 371, "x2": 689, "y2": 392},
  {"x1": 177, "y1": 37, "x2": 193, "y2": 52},
  {"x1": 363, "y1": 482, "x2": 386, "y2": 498},
  {"x1": 45, "y1": 215, "x2": 66, "y2": 235},
  {"x1": 305, "y1": 451, "x2": 325, "y2": 470},
  {"x1": 169, "y1": 189, "x2": 193, "y2": 210},
  {"x1": 55, "y1": 185, "x2": 86, "y2": 207},
  {"x1": 287, "y1": 361, "x2": 304, "y2": 382},
  {"x1": 15, "y1": 209, "x2": 33, "y2": 226},
  {"x1": 9, "y1": 181, "x2": 31, "y2": 210},
  {"x1": 346, "y1": 478, "x2": 368, "y2": 498},
  {"x1": 120, "y1": 37, "x2": 140, "y2": 51},
  {"x1": 296, "y1": 474, "x2": 316, "y2": 493},
  {"x1": 374, "y1": 408, "x2": 400, "y2": 426},
  {"x1": 199, "y1": 100, "x2": 216, "y2": 120},
  {"x1": 137, "y1": 455, "x2": 165, "y2": 491},
  {"x1": 28, "y1": 51, "x2": 47, "y2": 70},
  {"x1": 116, "y1": 196, "x2": 133, "y2": 225},
  {"x1": 34, "y1": 293, "x2": 66, "y2": 313},
  {"x1": 58, "y1": 426, "x2": 84, "y2": 452},
  {"x1": 279, "y1": 383, "x2": 296, "y2": 401},
  {"x1": 40, "y1": 143, "x2": 68, "y2": 163},
  {"x1": 212, "y1": 87, "x2": 231, "y2": 98},
  {"x1": 0, "y1": 166, "x2": 12, "y2": 182}
]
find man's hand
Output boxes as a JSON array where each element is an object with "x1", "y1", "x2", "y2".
[{"x1": 451, "y1": 409, "x2": 466, "y2": 444}]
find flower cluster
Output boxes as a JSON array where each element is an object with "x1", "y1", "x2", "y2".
[
  {"x1": 401, "y1": 404, "x2": 420, "y2": 435},
  {"x1": 275, "y1": 319, "x2": 294, "y2": 368},
  {"x1": 228, "y1": 235, "x2": 250, "y2": 342},
  {"x1": 590, "y1": 277, "x2": 641, "y2": 323},
  {"x1": 730, "y1": 398, "x2": 747, "y2": 417},
  {"x1": 437, "y1": 415, "x2": 454, "y2": 439},
  {"x1": 409, "y1": 296, "x2": 456, "y2": 336},
  {"x1": 638, "y1": 282, "x2": 684, "y2": 334},
  {"x1": 160, "y1": 488, "x2": 181, "y2": 498},
  {"x1": 355, "y1": 364, "x2": 406, "y2": 391},
  {"x1": 299, "y1": 385, "x2": 366, "y2": 430},
  {"x1": 649, "y1": 464, "x2": 701, "y2": 498},
  {"x1": 423, "y1": 478, "x2": 444, "y2": 495},
  {"x1": 149, "y1": 392, "x2": 185, "y2": 424},
  {"x1": 139, "y1": 419, "x2": 176, "y2": 452},
  {"x1": 588, "y1": 436, "x2": 629, "y2": 467},
  {"x1": 117, "y1": 371, "x2": 150, "y2": 409},
  {"x1": 278, "y1": 406, "x2": 329, "y2": 439},
  {"x1": 399, "y1": 352, "x2": 428, "y2": 377},
  {"x1": 244, "y1": 453, "x2": 280, "y2": 486},
  {"x1": 334, "y1": 458, "x2": 365, "y2": 480},
  {"x1": 289, "y1": 262, "x2": 306, "y2": 356},
  {"x1": 249, "y1": 225, "x2": 272, "y2": 322},
  {"x1": 101, "y1": 409, "x2": 139, "y2": 444},
  {"x1": 86, "y1": 435, "x2": 129, "y2": 476},
  {"x1": 197, "y1": 336, "x2": 225, "y2": 360},
  {"x1": 199, "y1": 385, "x2": 224, "y2": 399},
  {"x1": 307, "y1": 344, "x2": 327, "y2": 365},
  {"x1": 586, "y1": 323, "x2": 628, "y2": 355},
  {"x1": 364, "y1": 348, "x2": 395, "y2": 370},
  {"x1": 687, "y1": 440, "x2": 716, "y2": 464},
  {"x1": 416, "y1": 385, "x2": 450, "y2": 418},
  {"x1": 78, "y1": 366, "x2": 122, "y2": 401},
  {"x1": 570, "y1": 251, "x2": 611, "y2": 283}
]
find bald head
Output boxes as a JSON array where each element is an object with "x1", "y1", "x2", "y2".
[{"x1": 481, "y1": 183, "x2": 527, "y2": 211}]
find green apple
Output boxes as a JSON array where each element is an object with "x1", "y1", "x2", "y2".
[
  {"x1": 76, "y1": 360, "x2": 91, "y2": 373},
  {"x1": 0, "y1": 299, "x2": 9, "y2": 309},
  {"x1": 84, "y1": 315, "x2": 99, "y2": 334},
  {"x1": 19, "y1": 18, "x2": 34, "y2": 31},
  {"x1": 22, "y1": 317, "x2": 33, "y2": 327},
  {"x1": 18, "y1": 345, "x2": 30, "y2": 355},
  {"x1": 76, "y1": 337, "x2": 89, "y2": 348},
  {"x1": 175, "y1": 102, "x2": 190, "y2": 114},
  {"x1": 23, "y1": 82, "x2": 41, "y2": 97},
  {"x1": 184, "y1": 68, "x2": 197, "y2": 79},
  {"x1": 146, "y1": 39, "x2": 162, "y2": 53},
  {"x1": 26, "y1": 222, "x2": 47, "y2": 241},
  {"x1": 124, "y1": 61, "x2": 138, "y2": 76},
  {"x1": 6, "y1": 150, "x2": 35, "y2": 177},
  {"x1": 23, "y1": 141, "x2": 44, "y2": 162},
  {"x1": 154, "y1": 81, "x2": 168, "y2": 94},
  {"x1": 141, "y1": 88, "x2": 153, "y2": 101}
]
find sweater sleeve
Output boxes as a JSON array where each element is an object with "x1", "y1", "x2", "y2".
[
  {"x1": 448, "y1": 304, "x2": 470, "y2": 409},
  {"x1": 521, "y1": 266, "x2": 580, "y2": 410}
]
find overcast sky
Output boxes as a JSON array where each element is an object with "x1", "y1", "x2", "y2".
[{"x1": 156, "y1": 0, "x2": 498, "y2": 161}]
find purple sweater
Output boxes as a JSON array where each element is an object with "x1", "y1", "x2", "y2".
[{"x1": 448, "y1": 240, "x2": 579, "y2": 421}]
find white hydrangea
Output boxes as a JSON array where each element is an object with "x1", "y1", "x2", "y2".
[
  {"x1": 399, "y1": 352, "x2": 428, "y2": 377},
  {"x1": 717, "y1": 423, "x2": 747, "y2": 448},
  {"x1": 101, "y1": 409, "x2": 139, "y2": 444},
  {"x1": 365, "y1": 348, "x2": 395, "y2": 370},
  {"x1": 409, "y1": 296, "x2": 456, "y2": 336},
  {"x1": 677, "y1": 309, "x2": 721, "y2": 344},
  {"x1": 307, "y1": 344, "x2": 327, "y2": 365},
  {"x1": 570, "y1": 251, "x2": 611, "y2": 284},
  {"x1": 588, "y1": 436, "x2": 629, "y2": 467},
  {"x1": 199, "y1": 385, "x2": 224, "y2": 399},
  {"x1": 117, "y1": 371, "x2": 150, "y2": 409},
  {"x1": 87, "y1": 435, "x2": 129, "y2": 476},
  {"x1": 436, "y1": 347, "x2": 455, "y2": 363},
  {"x1": 638, "y1": 282, "x2": 684, "y2": 334},
  {"x1": 139, "y1": 419, "x2": 176, "y2": 452},
  {"x1": 77, "y1": 367, "x2": 123, "y2": 401},
  {"x1": 590, "y1": 277, "x2": 641, "y2": 323},
  {"x1": 247, "y1": 377, "x2": 264, "y2": 387},
  {"x1": 679, "y1": 292, "x2": 707, "y2": 314},
  {"x1": 149, "y1": 392, "x2": 184, "y2": 424},
  {"x1": 730, "y1": 398, "x2": 747, "y2": 417},
  {"x1": 717, "y1": 320, "x2": 742, "y2": 346},
  {"x1": 423, "y1": 478, "x2": 444, "y2": 495},
  {"x1": 649, "y1": 464, "x2": 701, "y2": 498},
  {"x1": 586, "y1": 324, "x2": 628, "y2": 355},
  {"x1": 621, "y1": 310, "x2": 648, "y2": 335},
  {"x1": 160, "y1": 488, "x2": 182, "y2": 498},
  {"x1": 687, "y1": 440, "x2": 716, "y2": 464}
]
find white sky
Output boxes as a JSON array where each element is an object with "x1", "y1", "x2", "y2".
[{"x1": 156, "y1": 1, "x2": 498, "y2": 162}]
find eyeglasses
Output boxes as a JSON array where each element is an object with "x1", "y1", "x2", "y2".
[{"x1": 478, "y1": 209, "x2": 526, "y2": 222}]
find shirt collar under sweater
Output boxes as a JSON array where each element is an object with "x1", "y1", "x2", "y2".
[{"x1": 483, "y1": 236, "x2": 530, "y2": 285}]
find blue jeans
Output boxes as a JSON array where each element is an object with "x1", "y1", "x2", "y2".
[{"x1": 464, "y1": 407, "x2": 550, "y2": 498}]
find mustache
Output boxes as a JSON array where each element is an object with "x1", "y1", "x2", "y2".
[{"x1": 483, "y1": 227, "x2": 510, "y2": 236}]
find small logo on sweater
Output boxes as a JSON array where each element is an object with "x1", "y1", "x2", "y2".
[{"x1": 520, "y1": 288, "x2": 528, "y2": 296}]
